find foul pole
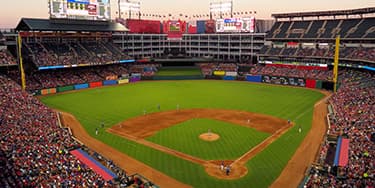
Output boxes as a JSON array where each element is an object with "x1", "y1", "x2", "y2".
[
  {"x1": 17, "y1": 33, "x2": 26, "y2": 90},
  {"x1": 333, "y1": 35, "x2": 340, "y2": 93}
]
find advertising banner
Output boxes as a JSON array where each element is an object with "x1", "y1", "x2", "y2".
[
  {"x1": 223, "y1": 76, "x2": 236, "y2": 80},
  {"x1": 41, "y1": 89, "x2": 49, "y2": 95},
  {"x1": 74, "y1": 83, "x2": 89, "y2": 90},
  {"x1": 306, "y1": 79, "x2": 317, "y2": 88},
  {"x1": 103, "y1": 80, "x2": 118, "y2": 86},
  {"x1": 246, "y1": 75, "x2": 262, "y2": 82},
  {"x1": 118, "y1": 79, "x2": 129, "y2": 84},
  {"x1": 225, "y1": 71, "x2": 238, "y2": 76},
  {"x1": 130, "y1": 77, "x2": 141, "y2": 82},
  {"x1": 213, "y1": 71, "x2": 226, "y2": 76},
  {"x1": 262, "y1": 75, "x2": 305, "y2": 87},
  {"x1": 41, "y1": 88, "x2": 57, "y2": 95},
  {"x1": 57, "y1": 85, "x2": 75, "y2": 93},
  {"x1": 89, "y1": 82, "x2": 103, "y2": 88}
]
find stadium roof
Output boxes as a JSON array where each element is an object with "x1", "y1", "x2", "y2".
[
  {"x1": 15, "y1": 18, "x2": 128, "y2": 32},
  {"x1": 272, "y1": 7, "x2": 375, "y2": 19}
]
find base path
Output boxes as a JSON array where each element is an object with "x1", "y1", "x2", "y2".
[
  {"x1": 109, "y1": 108, "x2": 287, "y2": 138},
  {"x1": 59, "y1": 111, "x2": 192, "y2": 188},
  {"x1": 108, "y1": 108, "x2": 290, "y2": 180},
  {"x1": 270, "y1": 91, "x2": 331, "y2": 188}
]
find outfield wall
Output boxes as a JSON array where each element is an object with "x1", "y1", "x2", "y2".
[{"x1": 35, "y1": 74, "x2": 334, "y2": 96}]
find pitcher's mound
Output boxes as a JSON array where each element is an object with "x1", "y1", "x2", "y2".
[{"x1": 199, "y1": 133, "x2": 220, "y2": 141}]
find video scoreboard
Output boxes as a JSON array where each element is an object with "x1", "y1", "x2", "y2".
[
  {"x1": 216, "y1": 17, "x2": 256, "y2": 33},
  {"x1": 49, "y1": 0, "x2": 111, "y2": 21}
]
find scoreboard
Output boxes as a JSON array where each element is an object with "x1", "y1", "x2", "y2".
[
  {"x1": 169, "y1": 20, "x2": 181, "y2": 32},
  {"x1": 49, "y1": 0, "x2": 111, "y2": 21},
  {"x1": 216, "y1": 17, "x2": 256, "y2": 33}
]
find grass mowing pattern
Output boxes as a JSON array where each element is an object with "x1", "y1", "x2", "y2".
[
  {"x1": 146, "y1": 118, "x2": 270, "y2": 160},
  {"x1": 156, "y1": 67, "x2": 202, "y2": 76},
  {"x1": 41, "y1": 80, "x2": 324, "y2": 188}
]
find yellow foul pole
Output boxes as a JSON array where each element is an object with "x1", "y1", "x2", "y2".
[
  {"x1": 17, "y1": 33, "x2": 26, "y2": 90},
  {"x1": 333, "y1": 35, "x2": 340, "y2": 93}
]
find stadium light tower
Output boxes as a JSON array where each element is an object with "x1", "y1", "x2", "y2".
[
  {"x1": 209, "y1": 0, "x2": 233, "y2": 19},
  {"x1": 118, "y1": 0, "x2": 141, "y2": 19}
]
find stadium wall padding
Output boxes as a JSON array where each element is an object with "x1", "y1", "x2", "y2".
[
  {"x1": 74, "y1": 83, "x2": 89, "y2": 90},
  {"x1": 89, "y1": 82, "x2": 103, "y2": 88},
  {"x1": 262, "y1": 75, "x2": 306, "y2": 87},
  {"x1": 213, "y1": 71, "x2": 226, "y2": 76},
  {"x1": 130, "y1": 77, "x2": 141, "y2": 82},
  {"x1": 315, "y1": 80, "x2": 323, "y2": 89},
  {"x1": 246, "y1": 75, "x2": 262, "y2": 82},
  {"x1": 223, "y1": 76, "x2": 236, "y2": 80},
  {"x1": 103, "y1": 80, "x2": 118, "y2": 86},
  {"x1": 41, "y1": 89, "x2": 48, "y2": 95},
  {"x1": 41, "y1": 88, "x2": 57, "y2": 95},
  {"x1": 57, "y1": 85, "x2": 74, "y2": 93},
  {"x1": 321, "y1": 81, "x2": 334, "y2": 91},
  {"x1": 306, "y1": 79, "x2": 317, "y2": 88},
  {"x1": 118, "y1": 79, "x2": 129, "y2": 84}
]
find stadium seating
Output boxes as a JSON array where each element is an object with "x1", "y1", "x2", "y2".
[
  {"x1": 0, "y1": 49, "x2": 17, "y2": 65},
  {"x1": 249, "y1": 64, "x2": 333, "y2": 81},
  {"x1": 304, "y1": 70, "x2": 374, "y2": 187},
  {"x1": 5, "y1": 63, "x2": 163, "y2": 91},
  {"x1": 267, "y1": 17, "x2": 375, "y2": 39},
  {"x1": 23, "y1": 41, "x2": 130, "y2": 67},
  {"x1": 0, "y1": 74, "x2": 156, "y2": 187},
  {"x1": 259, "y1": 46, "x2": 375, "y2": 63},
  {"x1": 304, "y1": 20, "x2": 324, "y2": 39}
]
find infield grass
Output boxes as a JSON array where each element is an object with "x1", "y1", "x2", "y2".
[
  {"x1": 41, "y1": 80, "x2": 324, "y2": 188},
  {"x1": 146, "y1": 118, "x2": 270, "y2": 160}
]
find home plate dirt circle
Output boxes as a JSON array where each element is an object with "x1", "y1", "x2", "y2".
[{"x1": 199, "y1": 133, "x2": 220, "y2": 141}]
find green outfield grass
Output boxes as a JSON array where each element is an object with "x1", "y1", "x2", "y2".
[
  {"x1": 41, "y1": 80, "x2": 324, "y2": 188},
  {"x1": 146, "y1": 118, "x2": 270, "y2": 160},
  {"x1": 156, "y1": 67, "x2": 202, "y2": 76}
]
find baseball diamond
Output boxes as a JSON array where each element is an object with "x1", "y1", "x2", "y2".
[
  {"x1": 1, "y1": 2, "x2": 373, "y2": 188},
  {"x1": 41, "y1": 80, "x2": 326, "y2": 187}
]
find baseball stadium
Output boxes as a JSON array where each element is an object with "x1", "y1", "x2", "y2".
[{"x1": 0, "y1": 1, "x2": 374, "y2": 187}]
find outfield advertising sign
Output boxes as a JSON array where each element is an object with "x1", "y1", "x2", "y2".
[{"x1": 262, "y1": 75, "x2": 305, "y2": 87}]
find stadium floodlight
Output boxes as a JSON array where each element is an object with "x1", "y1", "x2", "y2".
[
  {"x1": 118, "y1": 0, "x2": 140, "y2": 19},
  {"x1": 209, "y1": 1, "x2": 233, "y2": 19}
]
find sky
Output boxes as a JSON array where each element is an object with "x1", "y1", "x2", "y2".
[{"x1": 0, "y1": 0, "x2": 374, "y2": 28}]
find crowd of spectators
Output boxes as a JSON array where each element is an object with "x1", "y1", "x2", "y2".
[
  {"x1": 0, "y1": 74, "x2": 155, "y2": 187},
  {"x1": 250, "y1": 65, "x2": 333, "y2": 81},
  {"x1": 5, "y1": 63, "x2": 163, "y2": 91},
  {"x1": 304, "y1": 69, "x2": 375, "y2": 187},
  {"x1": 5, "y1": 64, "x2": 130, "y2": 91},
  {"x1": 24, "y1": 41, "x2": 130, "y2": 67},
  {"x1": 0, "y1": 75, "x2": 106, "y2": 187},
  {"x1": 198, "y1": 63, "x2": 238, "y2": 76},
  {"x1": 261, "y1": 46, "x2": 375, "y2": 63},
  {"x1": 0, "y1": 49, "x2": 17, "y2": 65},
  {"x1": 197, "y1": 63, "x2": 333, "y2": 81}
]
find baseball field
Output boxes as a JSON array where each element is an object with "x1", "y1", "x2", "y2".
[{"x1": 41, "y1": 80, "x2": 325, "y2": 188}]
